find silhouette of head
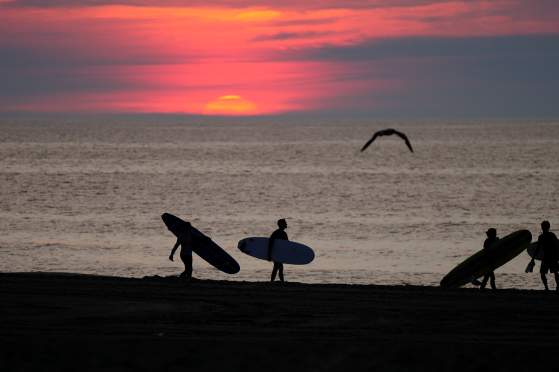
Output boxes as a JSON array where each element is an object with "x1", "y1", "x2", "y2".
[
  {"x1": 277, "y1": 218, "x2": 287, "y2": 229},
  {"x1": 542, "y1": 220, "x2": 550, "y2": 232},
  {"x1": 486, "y1": 228, "x2": 497, "y2": 238},
  {"x1": 184, "y1": 221, "x2": 192, "y2": 231}
]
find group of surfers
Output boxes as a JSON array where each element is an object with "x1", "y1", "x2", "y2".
[
  {"x1": 169, "y1": 218, "x2": 289, "y2": 283},
  {"x1": 168, "y1": 217, "x2": 559, "y2": 291},
  {"x1": 477, "y1": 220, "x2": 558, "y2": 291}
]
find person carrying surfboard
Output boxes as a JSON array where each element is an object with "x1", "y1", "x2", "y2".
[
  {"x1": 479, "y1": 228, "x2": 499, "y2": 290},
  {"x1": 169, "y1": 221, "x2": 194, "y2": 281},
  {"x1": 268, "y1": 219, "x2": 288, "y2": 282},
  {"x1": 529, "y1": 221, "x2": 559, "y2": 291}
]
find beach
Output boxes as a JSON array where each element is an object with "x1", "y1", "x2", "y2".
[{"x1": 1, "y1": 272, "x2": 557, "y2": 371}]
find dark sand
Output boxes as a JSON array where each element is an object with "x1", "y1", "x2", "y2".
[{"x1": 1, "y1": 272, "x2": 557, "y2": 371}]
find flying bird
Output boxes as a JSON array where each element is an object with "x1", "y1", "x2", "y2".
[{"x1": 360, "y1": 128, "x2": 414, "y2": 153}]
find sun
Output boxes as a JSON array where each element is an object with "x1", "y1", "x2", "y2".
[{"x1": 204, "y1": 95, "x2": 257, "y2": 115}]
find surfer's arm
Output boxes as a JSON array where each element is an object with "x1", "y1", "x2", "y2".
[
  {"x1": 532, "y1": 239, "x2": 542, "y2": 263},
  {"x1": 169, "y1": 239, "x2": 180, "y2": 261}
]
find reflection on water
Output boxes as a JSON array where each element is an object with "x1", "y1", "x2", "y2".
[{"x1": 1, "y1": 118, "x2": 558, "y2": 289}]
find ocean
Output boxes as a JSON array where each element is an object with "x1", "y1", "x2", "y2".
[{"x1": 1, "y1": 117, "x2": 558, "y2": 289}]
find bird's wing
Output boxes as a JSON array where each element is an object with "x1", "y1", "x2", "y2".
[
  {"x1": 360, "y1": 132, "x2": 379, "y2": 152},
  {"x1": 404, "y1": 138, "x2": 414, "y2": 152},
  {"x1": 394, "y1": 130, "x2": 414, "y2": 153}
]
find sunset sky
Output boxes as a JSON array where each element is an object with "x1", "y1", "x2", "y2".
[{"x1": 1, "y1": 0, "x2": 558, "y2": 116}]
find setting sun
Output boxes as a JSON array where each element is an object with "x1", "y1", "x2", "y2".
[{"x1": 204, "y1": 95, "x2": 257, "y2": 115}]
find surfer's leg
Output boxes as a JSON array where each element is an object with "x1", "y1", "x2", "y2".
[
  {"x1": 278, "y1": 263, "x2": 284, "y2": 283},
  {"x1": 271, "y1": 263, "x2": 278, "y2": 282},
  {"x1": 182, "y1": 255, "x2": 192, "y2": 281},
  {"x1": 480, "y1": 274, "x2": 489, "y2": 289},
  {"x1": 540, "y1": 263, "x2": 550, "y2": 290},
  {"x1": 540, "y1": 273, "x2": 549, "y2": 291},
  {"x1": 489, "y1": 272, "x2": 496, "y2": 290}
]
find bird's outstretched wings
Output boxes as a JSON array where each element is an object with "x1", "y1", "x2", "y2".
[{"x1": 360, "y1": 128, "x2": 413, "y2": 153}]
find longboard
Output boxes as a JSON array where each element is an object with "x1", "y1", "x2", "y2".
[
  {"x1": 238, "y1": 237, "x2": 315, "y2": 265},
  {"x1": 440, "y1": 230, "x2": 532, "y2": 288},
  {"x1": 161, "y1": 213, "x2": 240, "y2": 274}
]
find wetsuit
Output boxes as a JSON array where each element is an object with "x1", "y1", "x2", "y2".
[
  {"x1": 269, "y1": 228, "x2": 288, "y2": 282},
  {"x1": 480, "y1": 236, "x2": 499, "y2": 289},
  {"x1": 177, "y1": 230, "x2": 193, "y2": 280},
  {"x1": 538, "y1": 231, "x2": 559, "y2": 274}
]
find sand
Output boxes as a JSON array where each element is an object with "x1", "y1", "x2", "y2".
[{"x1": 1, "y1": 272, "x2": 557, "y2": 371}]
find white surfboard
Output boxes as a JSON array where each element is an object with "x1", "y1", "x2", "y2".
[
  {"x1": 237, "y1": 237, "x2": 315, "y2": 265},
  {"x1": 526, "y1": 241, "x2": 559, "y2": 261}
]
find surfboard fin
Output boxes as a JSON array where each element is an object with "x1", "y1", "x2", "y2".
[
  {"x1": 525, "y1": 260, "x2": 535, "y2": 273},
  {"x1": 470, "y1": 278, "x2": 482, "y2": 286}
]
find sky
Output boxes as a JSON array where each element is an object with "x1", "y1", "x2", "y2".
[{"x1": 0, "y1": 0, "x2": 558, "y2": 117}]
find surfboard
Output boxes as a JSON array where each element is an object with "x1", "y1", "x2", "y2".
[
  {"x1": 526, "y1": 241, "x2": 559, "y2": 261},
  {"x1": 440, "y1": 230, "x2": 532, "y2": 288},
  {"x1": 237, "y1": 237, "x2": 315, "y2": 265},
  {"x1": 527, "y1": 243, "x2": 544, "y2": 260},
  {"x1": 161, "y1": 213, "x2": 240, "y2": 274}
]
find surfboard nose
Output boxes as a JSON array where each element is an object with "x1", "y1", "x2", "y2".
[{"x1": 238, "y1": 240, "x2": 246, "y2": 253}]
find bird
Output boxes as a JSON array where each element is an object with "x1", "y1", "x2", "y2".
[{"x1": 360, "y1": 128, "x2": 414, "y2": 153}]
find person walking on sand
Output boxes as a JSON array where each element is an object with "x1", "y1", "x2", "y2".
[
  {"x1": 169, "y1": 221, "x2": 194, "y2": 281},
  {"x1": 529, "y1": 221, "x2": 559, "y2": 291},
  {"x1": 479, "y1": 228, "x2": 499, "y2": 290},
  {"x1": 268, "y1": 218, "x2": 288, "y2": 283}
]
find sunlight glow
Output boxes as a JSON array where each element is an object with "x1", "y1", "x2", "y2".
[{"x1": 204, "y1": 95, "x2": 257, "y2": 115}]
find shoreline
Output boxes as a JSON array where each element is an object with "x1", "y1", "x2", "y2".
[
  {"x1": 1, "y1": 272, "x2": 557, "y2": 370},
  {"x1": 0, "y1": 270, "x2": 545, "y2": 289}
]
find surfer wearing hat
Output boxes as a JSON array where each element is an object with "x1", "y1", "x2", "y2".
[
  {"x1": 169, "y1": 222, "x2": 194, "y2": 281},
  {"x1": 530, "y1": 221, "x2": 559, "y2": 291},
  {"x1": 268, "y1": 218, "x2": 288, "y2": 282},
  {"x1": 479, "y1": 228, "x2": 499, "y2": 290}
]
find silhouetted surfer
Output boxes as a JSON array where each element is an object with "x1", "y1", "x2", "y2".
[
  {"x1": 169, "y1": 222, "x2": 193, "y2": 281},
  {"x1": 360, "y1": 128, "x2": 414, "y2": 153},
  {"x1": 530, "y1": 221, "x2": 559, "y2": 291},
  {"x1": 479, "y1": 228, "x2": 499, "y2": 290},
  {"x1": 268, "y1": 218, "x2": 288, "y2": 283}
]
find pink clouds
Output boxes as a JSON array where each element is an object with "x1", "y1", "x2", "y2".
[{"x1": 0, "y1": 1, "x2": 558, "y2": 115}]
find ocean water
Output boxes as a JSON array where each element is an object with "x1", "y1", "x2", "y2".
[{"x1": 1, "y1": 117, "x2": 558, "y2": 289}]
